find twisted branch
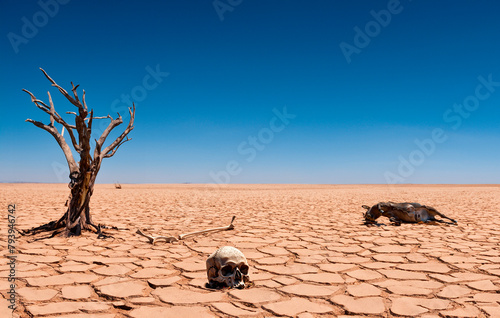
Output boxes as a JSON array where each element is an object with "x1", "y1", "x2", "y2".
[
  {"x1": 39, "y1": 68, "x2": 81, "y2": 108},
  {"x1": 24, "y1": 118, "x2": 78, "y2": 173},
  {"x1": 95, "y1": 104, "x2": 135, "y2": 160},
  {"x1": 26, "y1": 68, "x2": 135, "y2": 165}
]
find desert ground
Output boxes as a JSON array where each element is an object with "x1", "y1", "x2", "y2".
[{"x1": 1, "y1": 183, "x2": 500, "y2": 317}]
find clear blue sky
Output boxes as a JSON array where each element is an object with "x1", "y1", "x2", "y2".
[{"x1": 1, "y1": 0, "x2": 499, "y2": 184}]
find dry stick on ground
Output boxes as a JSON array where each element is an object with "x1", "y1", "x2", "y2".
[
  {"x1": 136, "y1": 229, "x2": 178, "y2": 244},
  {"x1": 178, "y1": 215, "x2": 236, "y2": 240},
  {"x1": 137, "y1": 216, "x2": 236, "y2": 245},
  {"x1": 21, "y1": 68, "x2": 135, "y2": 238}
]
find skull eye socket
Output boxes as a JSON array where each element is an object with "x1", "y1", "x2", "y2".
[
  {"x1": 221, "y1": 264, "x2": 234, "y2": 276},
  {"x1": 239, "y1": 264, "x2": 249, "y2": 275}
]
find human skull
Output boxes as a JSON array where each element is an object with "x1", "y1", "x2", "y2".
[{"x1": 206, "y1": 246, "x2": 249, "y2": 289}]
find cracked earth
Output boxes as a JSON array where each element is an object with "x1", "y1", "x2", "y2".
[{"x1": 1, "y1": 184, "x2": 499, "y2": 317}]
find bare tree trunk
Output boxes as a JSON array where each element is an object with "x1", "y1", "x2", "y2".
[
  {"x1": 21, "y1": 68, "x2": 134, "y2": 238},
  {"x1": 64, "y1": 166, "x2": 99, "y2": 236}
]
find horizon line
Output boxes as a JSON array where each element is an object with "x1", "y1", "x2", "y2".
[{"x1": 1, "y1": 182, "x2": 499, "y2": 186}]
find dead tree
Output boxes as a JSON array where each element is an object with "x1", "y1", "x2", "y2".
[{"x1": 22, "y1": 68, "x2": 135, "y2": 238}]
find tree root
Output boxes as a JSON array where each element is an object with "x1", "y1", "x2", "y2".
[
  {"x1": 20, "y1": 220, "x2": 61, "y2": 236},
  {"x1": 31, "y1": 229, "x2": 65, "y2": 242},
  {"x1": 20, "y1": 219, "x2": 121, "y2": 240}
]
